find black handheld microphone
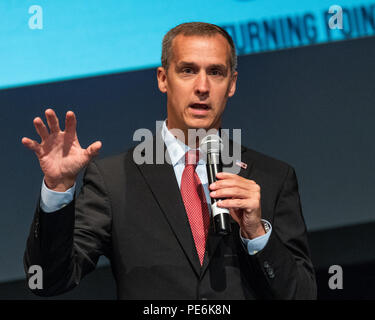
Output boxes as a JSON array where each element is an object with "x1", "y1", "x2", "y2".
[{"x1": 200, "y1": 135, "x2": 232, "y2": 235}]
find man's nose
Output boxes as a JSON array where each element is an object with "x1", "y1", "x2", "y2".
[{"x1": 194, "y1": 72, "x2": 209, "y2": 97}]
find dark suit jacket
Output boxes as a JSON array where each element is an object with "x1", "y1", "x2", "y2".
[{"x1": 24, "y1": 136, "x2": 317, "y2": 299}]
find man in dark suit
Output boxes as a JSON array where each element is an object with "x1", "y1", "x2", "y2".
[{"x1": 22, "y1": 22, "x2": 317, "y2": 299}]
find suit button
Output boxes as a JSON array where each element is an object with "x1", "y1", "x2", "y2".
[
  {"x1": 201, "y1": 297, "x2": 208, "y2": 300},
  {"x1": 263, "y1": 261, "x2": 275, "y2": 278},
  {"x1": 34, "y1": 221, "x2": 39, "y2": 239},
  {"x1": 267, "y1": 269, "x2": 275, "y2": 279}
]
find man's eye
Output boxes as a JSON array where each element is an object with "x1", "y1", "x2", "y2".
[
  {"x1": 210, "y1": 69, "x2": 223, "y2": 76},
  {"x1": 182, "y1": 68, "x2": 194, "y2": 74}
]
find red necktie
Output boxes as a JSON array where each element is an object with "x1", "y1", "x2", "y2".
[{"x1": 180, "y1": 150, "x2": 210, "y2": 265}]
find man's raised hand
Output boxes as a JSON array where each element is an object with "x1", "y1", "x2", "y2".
[{"x1": 22, "y1": 109, "x2": 102, "y2": 192}]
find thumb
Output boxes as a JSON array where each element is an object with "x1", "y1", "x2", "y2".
[{"x1": 86, "y1": 141, "x2": 102, "y2": 158}]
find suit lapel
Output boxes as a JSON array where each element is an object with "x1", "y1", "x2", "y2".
[{"x1": 135, "y1": 135, "x2": 202, "y2": 276}]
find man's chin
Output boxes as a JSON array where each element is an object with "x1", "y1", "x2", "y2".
[{"x1": 186, "y1": 119, "x2": 218, "y2": 131}]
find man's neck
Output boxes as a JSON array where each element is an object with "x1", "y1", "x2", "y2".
[{"x1": 166, "y1": 120, "x2": 219, "y2": 149}]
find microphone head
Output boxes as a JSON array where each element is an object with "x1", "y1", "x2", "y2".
[{"x1": 200, "y1": 134, "x2": 223, "y2": 154}]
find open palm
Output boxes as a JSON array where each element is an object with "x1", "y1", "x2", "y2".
[{"x1": 22, "y1": 109, "x2": 102, "y2": 191}]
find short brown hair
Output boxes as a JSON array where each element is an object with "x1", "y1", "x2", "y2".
[{"x1": 161, "y1": 22, "x2": 237, "y2": 74}]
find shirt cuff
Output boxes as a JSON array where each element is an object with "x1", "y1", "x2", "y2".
[
  {"x1": 40, "y1": 179, "x2": 75, "y2": 213},
  {"x1": 239, "y1": 219, "x2": 272, "y2": 255}
]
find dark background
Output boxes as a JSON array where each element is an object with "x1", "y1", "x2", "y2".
[{"x1": 0, "y1": 36, "x2": 374, "y2": 299}]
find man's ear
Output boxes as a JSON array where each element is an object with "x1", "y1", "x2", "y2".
[
  {"x1": 157, "y1": 67, "x2": 168, "y2": 93},
  {"x1": 227, "y1": 71, "x2": 238, "y2": 98}
]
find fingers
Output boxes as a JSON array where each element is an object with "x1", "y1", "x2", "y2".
[
  {"x1": 29, "y1": 110, "x2": 65, "y2": 142},
  {"x1": 215, "y1": 172, "x2": 241, "y2": 179},
  {"x1": 33, "y1": 117, "x2": 49, "y2": 141},
  {"x1": 217, "y1": 198, "x2": 259, "y2": 210},
  {"x1": 217, "y1": 198, "x2": 247, "y2": 209},
  {"x1": 210, "y1": 187, "x2": 259, "y2": 200},
  {"x1": 21, "y1": 137, "x2": 41, "y2": 156},
  {"x1": 209, "y1": 173, "x2": 261, "y2": 212},
  {"x1": 215, "y1": 172, "x2": 257, "y2": 184},
  {"x1": 210, "y1": 177, "x2": 259, "y2": 192},
  {"x1": 86, "y1": 141, "x2": 102, "y2": 158},
  {"x1": 45, "y1": 109, "x2": 61, "y2": 133},
  {"x1": 64, "y1": 110, "x2": 77, "y2": 136}
]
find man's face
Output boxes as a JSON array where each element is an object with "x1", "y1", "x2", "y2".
[{"x1": 157, "y1": 34, "x2": 237, "y2": 134}]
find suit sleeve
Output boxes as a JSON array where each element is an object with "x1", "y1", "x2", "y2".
[
  {"x1": 23, "y1": 160, "x2": 112, "y2": 296},
  {"x1": 246, "y1": 165, "x2": 317, "y2": 299}
]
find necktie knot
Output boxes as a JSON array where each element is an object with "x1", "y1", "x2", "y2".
[{"x1": 185, "y1": 149, "x2": 200, "y2": 168}]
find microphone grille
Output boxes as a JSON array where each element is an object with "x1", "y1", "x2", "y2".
[{"x1": 200, "y1": 134, "x2": 223, "y2": 154}]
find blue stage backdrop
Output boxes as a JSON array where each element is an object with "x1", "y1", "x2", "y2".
[{"x1": 1, "y1": 0, "x2": 375, "y2": 89}]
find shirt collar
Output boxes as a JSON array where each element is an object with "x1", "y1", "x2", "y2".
[
  {"x1": 161, "y1": 120, "x2": 210, "y2": 167},
  {"x1": 161, "y1": 120, "x2": 187, "y2": 166}
]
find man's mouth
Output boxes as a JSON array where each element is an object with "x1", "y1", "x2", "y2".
[{"x1": 189, "y1": 103, "x2": 211, "y2": 110}]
